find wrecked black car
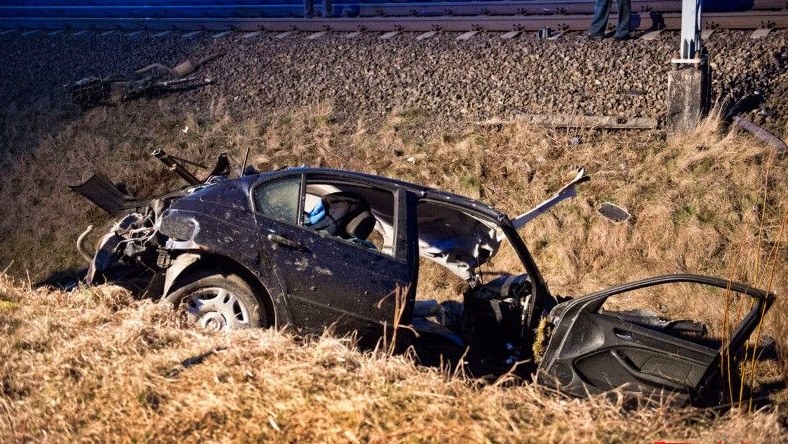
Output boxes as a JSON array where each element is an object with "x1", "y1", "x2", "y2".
[{"x1": 71, "y1": 151, "x2": 774, "y2": 407}]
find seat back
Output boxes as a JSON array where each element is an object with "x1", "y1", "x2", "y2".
[
  {"x1": 308, "y1": 192, "x2": 373, "y2": 239},
  {"x1": 345, "y1": 210, "x2": 376, "y2": 240}
]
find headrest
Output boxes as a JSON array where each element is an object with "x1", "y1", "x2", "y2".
[{"x1": 345, "y1": 210, "x2": 376, "y2": 240}]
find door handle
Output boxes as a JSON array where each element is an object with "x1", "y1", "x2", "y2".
[
  {"x1": 614, "y1": 331, "x2": 634, "y2": 341},
  {"x1": 610, "y1": 350, "x2": 684, "y2": 391},
  {"x1": 267, "y1": 233, "x2": 308, "y2": 251}
]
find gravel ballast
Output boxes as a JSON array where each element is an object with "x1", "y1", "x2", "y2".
[{"x1": 0, "y1": 29, "x2": 785, "y2": 133}]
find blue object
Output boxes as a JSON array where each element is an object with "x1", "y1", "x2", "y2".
[{"x1": 306, "y1": 199, "x2": 325, "y2": 225}]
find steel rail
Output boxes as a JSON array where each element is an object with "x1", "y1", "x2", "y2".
[
  {"x1": 356, "y1": 0, "x2": 788, "y2": 16},
  {"x1": 0, "y1": 1, "x2": 786, "y2": 19},
  {"x1": 0, "y1": 10, "x2": 785, "y2": 32}
]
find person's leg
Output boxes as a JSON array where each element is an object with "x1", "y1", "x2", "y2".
[
  {"x1": 615, "y1": 0, "x2": 632, "y2": 38},
  {"x1": 589, "y1": 0, "x2": 613, "y2": 36}
]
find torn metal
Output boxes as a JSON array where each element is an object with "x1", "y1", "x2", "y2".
[
  {"x1": 511, "y1": 168, "x2": 589, "y2": 229},
  {"x1": 67, "y1": 53, "x2": 221, "y2": 108},
  {"x1": 71, "y1": 153, "x2": 775, "y2": 407},
  {"x1": 732, "y1": 116, "x2": 788, "y2": 153}
]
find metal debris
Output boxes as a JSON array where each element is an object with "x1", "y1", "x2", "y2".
[
  {"x1": 597, "y1": 202, "x2": 632, "y2": 223},
  {"x1": 732, "y1": 116, "x2": 787, "y2": 153},
  {"x1": 67, "y1": 53, "x2": 222, "y2": 108},
  {"x1": 479, "y1": 114, "x2": 658, "y2": 130}
]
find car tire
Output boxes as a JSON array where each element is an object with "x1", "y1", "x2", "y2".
[{"x1": 163, "y1": 270, "x2": 265, "y2": 331}]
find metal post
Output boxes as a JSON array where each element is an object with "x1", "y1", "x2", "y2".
[
  {"x1": 666, "y1": 0, "x2": 710, "y2": 131},
  {"x1": 680, "y1": 0, "x2": 702, "y2": 60}
]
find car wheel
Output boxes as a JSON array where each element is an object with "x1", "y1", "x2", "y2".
[{"x1": 163, "y1": 271, "x2": 265, "y2": 331}]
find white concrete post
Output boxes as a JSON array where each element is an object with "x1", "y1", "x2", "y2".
[{"x1": 667, "y1": 0, "x2": 710, "y2": 130}]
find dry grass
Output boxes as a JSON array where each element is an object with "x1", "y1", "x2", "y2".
[
  {"x1": 0, "y1": 272, "x2": 784, "y2": 443},
  {"x1": 0, "y1": 99, "x2": 787, "y2": 439}
]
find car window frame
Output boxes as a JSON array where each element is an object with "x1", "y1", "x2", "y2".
[
  {"x1": 250, "y1": 171, "x2": 406, "y2": 262},
  {"x1": 250, "y1": 172, "x2": 306, "y2": 226}
]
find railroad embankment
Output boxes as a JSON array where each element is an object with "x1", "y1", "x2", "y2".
[{"x1": 0, "y1": 30, "x2": 786, "y2": 131}]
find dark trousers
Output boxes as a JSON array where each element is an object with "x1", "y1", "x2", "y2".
[{"x1": 589, "y1": 0, "x2": 632, "y2": 38}]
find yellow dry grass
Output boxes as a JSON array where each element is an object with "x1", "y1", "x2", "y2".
[
  {"x1": 0, "y1": 100, "x2": 787, "y2": 440},
  {"x1": 0, "y1": 272, "x2": 784, "y2": 443}
]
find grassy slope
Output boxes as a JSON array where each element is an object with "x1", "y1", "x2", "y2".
[
  {"x1": 0, "y1": 99, "x2": 786, "y2": 441},
  {"x1": 0, "y1": 273, "x2": 784, "y2": 443}
]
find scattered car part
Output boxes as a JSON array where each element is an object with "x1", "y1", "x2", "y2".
[
  {"x1": 479, "y1": 114, "x2": 659, "y2": 129},
  {"x1": 732, "y1": 116, "x2": 787, "y2": 153},
  {"x1": 69, "y1": 74, "x2": 213, "y2": 108},
  {"x1": 67, "y1": 53, "x2": 221, "y2": 108},
  {"x1": 135, "y1": 53, "x2": 223, "y2": 78},
  {"x1": 537, "y1": 275, "x2": 773, "y2": 407},
  {"x1": 597, "y1": 202, "x2": 632, "y2": 223},
  {"x1": 510, "y1": 168, "x2": 589, "y2": 229}
]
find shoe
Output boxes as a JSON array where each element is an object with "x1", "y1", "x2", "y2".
[
  {"x1": 613, "y1": 34, "x2": 632, "y2": 41},
  {"x1": 586, "y1": 32, "x2": 605, "y2": 40}
]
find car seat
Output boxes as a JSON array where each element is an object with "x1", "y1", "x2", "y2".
[{"x1": 307, "y1": 192, "x2": 376, "y2": 241}]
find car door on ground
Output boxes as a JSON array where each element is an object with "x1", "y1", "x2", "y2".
[{"x1": 250, "y1": 172, "x2": 414, "y2": 337}]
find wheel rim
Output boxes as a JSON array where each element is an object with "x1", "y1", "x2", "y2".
[{"x1": 183, "y1": 287, "x2": 251, "y2": 331}]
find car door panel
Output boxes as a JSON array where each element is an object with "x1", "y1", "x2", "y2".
[
  {"x1": 537, "y1": 275, "x2": 774, "y2": 405},
  {"x1": 251, "y1": 175, "x2": 415, "y2": 337},
  {"x1": 260, "y1": 218, "x2": 410, "y2": 335}
]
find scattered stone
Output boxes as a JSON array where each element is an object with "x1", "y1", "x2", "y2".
[{"x1": 0, "y1": 30, "x2": 785, "y2": 134}]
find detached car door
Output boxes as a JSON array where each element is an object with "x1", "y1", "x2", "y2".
[
  {"x1": 537, "y1": 275, "x2": 774, "y2": 406},
  {"x1": 250, "y1": 173, "x2": 414, "y2": 337}
]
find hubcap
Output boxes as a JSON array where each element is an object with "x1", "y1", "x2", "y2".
[{"x1": 183, "y1": 287, "x2": 250, "y2": 331}]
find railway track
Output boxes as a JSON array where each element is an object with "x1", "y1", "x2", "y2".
[
  {"x1": 1, "y1": 1, "x2": 786, "y2": 18},
  {"x1": 0, "y1": 1, "x2": 785, "y2": 32}
]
